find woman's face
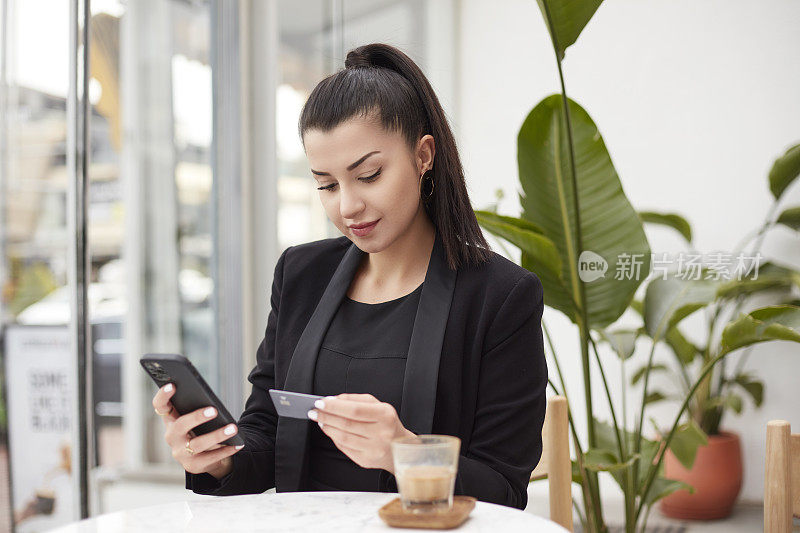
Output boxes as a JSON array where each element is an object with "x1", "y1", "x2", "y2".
[{"x1": 303, "y1": 115, "x2": 434, "y2": 253}]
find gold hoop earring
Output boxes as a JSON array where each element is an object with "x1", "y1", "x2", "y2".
[{"x1": 420, "y1": 170, "x2": 435, "y2": 202}]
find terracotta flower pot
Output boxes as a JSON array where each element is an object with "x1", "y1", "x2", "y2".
[{"x1": 659, "y1": 431, "x2": 743, "y2": 520}]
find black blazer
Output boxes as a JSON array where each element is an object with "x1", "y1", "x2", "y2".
[{"x1": 186, "y1": 229, "x2": 548, "y2": 510}]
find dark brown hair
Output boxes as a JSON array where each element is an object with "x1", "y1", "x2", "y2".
[{"x1": 298, "y1": 43, "x2": 491, "y2": 270}]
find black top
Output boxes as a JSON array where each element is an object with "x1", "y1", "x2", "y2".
[{"x1": 306, "y1": 282, "x2": 424, "y2": 491}]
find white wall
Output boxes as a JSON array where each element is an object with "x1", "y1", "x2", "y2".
[{"x1": 453, "y1": 0, "x2": 800, "y2": 504}]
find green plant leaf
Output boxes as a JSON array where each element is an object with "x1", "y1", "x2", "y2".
[
  {"x1": 639, "y1": 211, "x2": 693, "y2": 243},
  {"x1": 593, "y1": 418, "x2": 623, "y2": 455},
  {"x1": 594, "y1": 418, "x2": 661, "y2": 488},
  {"x1": 720, "y1": 305, "x2": 800, "y2": 356},
  {"x1": 667, "y1": 420, "x2": 708, "y2": 470},
  {"x1": 643, "y1": 477, "x2": 694, "y2": 506},
  {"x1": 518, "y1": 95, "x2": 651, "y2": 329},
  {"x1": 637, "y1": 439, "x2": 661, "y2": 488},
  {"x1": 643, "y1": 390, "x2": 668, "y2": 406},
  {"x1": 776, "y1": 206, "x2": 800, "y2": 231},
  {"x1": 474, "y1": 210, "x2": 563, "y2": 282},
  {"x1": 726, "y1": 393, "x2": 744, "y2": 414},
  {"x1": 664, "y1": 325, "x2": 700, "y2": 365},
  {"x1": 633, "y1": 292, "x2": 701, "y2": 363},
  {"x1": 648, "y1": 416, "x2": 663, "y2": 435},
  {"x1": 571, "y1": 459, "x2": 583, "y2": 484},
  {"x1": 769, "y1": 143, "x2": 800, "y2": 200},
  {"x1": 583, "y1": 449, "x2": 639, "y2": 472},
  {"x1": 643, "y1": 276, "x2": 718, "y2": 340},
  {"x1": 597, "y1": 328, "x2": 640, "y2": 360},
  {"x1": 535, "y1": 0, "x2": 604, "y2": 62},
  {"x1": 731, "y1": 373, "x2": 764, "y2": 407},
  {"x1": 589, "y1": 419, "x2": 628, "y2": 489},
  {"x1": 475, "y1": 209, "x2": 546, "y2": 235},
  {"x1": 630, "y1": 363, "x2": 669, "y2": 385},
  {"x1": 706, "y1": 393, "x2": 744, "y2": 415},
  {"x1": 716, "y1": 261, "x2": 800, "y2": 300}
]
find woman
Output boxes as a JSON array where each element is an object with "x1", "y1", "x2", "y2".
[{"x1": 152, "y1": 43, "x2": 547, "y2": 510}]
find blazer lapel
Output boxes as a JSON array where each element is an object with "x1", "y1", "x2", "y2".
[
  {"x1": 400, "y1": 230, "x2": 456, "y2": 435},
  {"x1": 274, "y1": 230, "x2": 456, "y2": 492},
  {"x1": 275, "y1": 239, "x2": 364, "y2": 491}
]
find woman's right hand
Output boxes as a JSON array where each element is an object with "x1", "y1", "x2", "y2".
[{"x1": 152, "y1": 383, "x2": 244, "y2": 480}]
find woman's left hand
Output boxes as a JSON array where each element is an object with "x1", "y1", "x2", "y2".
[{"x1": 308, "y1": 393, "x2": 415, "y2": 474}]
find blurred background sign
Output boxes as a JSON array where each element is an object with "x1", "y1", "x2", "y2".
[{"x1": 4, "y1": 325, "x2": 76, "y2": 531}]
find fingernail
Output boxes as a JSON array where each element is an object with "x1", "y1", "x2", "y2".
[
  {"x1": 163, "y1": 384, "x2": 173, "y2": 392},
  {"x1": 235, "y1": 445, "x2": 244, "y2": 450},
  {"x1": 314, "y1": 400, "x2": 325, "y2": 410},
  {"x1": 307, "y1": 410, "x2": 317, "y2": 421},
  {"x1": 204, "y1": 407, "x2": 216, "y2": 418},
  {"x1": 224, "y1": 424, "x2": 236, "y2": 435}
]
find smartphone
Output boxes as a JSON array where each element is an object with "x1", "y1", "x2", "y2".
[
  {"x1": 269, "y1": 389, "x2": 324, "y2": 420},
  {"x1": 140, "y1": 353, "x2": 245, "y2": 447}
]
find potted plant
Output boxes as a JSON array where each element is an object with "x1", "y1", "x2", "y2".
[
  {"x1": 472, "y1": 1, "x2": 800, "y2": 530},
  {"x1": 625, "y1": 145, "x2": 800, "y2": 520}
]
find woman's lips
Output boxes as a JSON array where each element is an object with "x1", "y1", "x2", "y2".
[{"x1": 350, "y1": 219, "x2": 379, "y2": 237}]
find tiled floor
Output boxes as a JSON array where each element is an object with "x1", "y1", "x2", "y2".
[
  {"x1": 524, "y1": 483, "x2": 767, "y2": 532},
  {"x1": 599, "y1": 504, "x2": 764, "y2": 533}
]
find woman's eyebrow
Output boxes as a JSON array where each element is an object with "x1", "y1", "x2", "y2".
[{"x1": 310, "y1": 150, "x2": 381, "y2": 176}]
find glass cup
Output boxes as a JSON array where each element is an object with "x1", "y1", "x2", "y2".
[{"x1": 391, "y1": 434, "x2": 460, "y2": 514}]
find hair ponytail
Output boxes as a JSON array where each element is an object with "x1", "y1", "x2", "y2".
[{"x1": 299, "y1": 43, "x2": 491, "y2": 270}]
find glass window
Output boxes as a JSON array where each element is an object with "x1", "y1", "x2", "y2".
[
  {"x1": 277, "y1": 0, "x2": 335, "y2": 248},
  {"x1": 1, "y1": 0, "x2": 72, "y2": 529},
  {"x1": 0, "y1": 0, "x2": 442, "y2": 523},
  {"x1": 1, "y1": 0, "x2": 218, "y2": 523}
]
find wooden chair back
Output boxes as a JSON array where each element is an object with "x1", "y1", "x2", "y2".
[
  {"x1": 530, "y1": 395, "x2": 573, "y2": 532},
  {"x1": 764, "y1": 420, "x2": 800, "y2": 532}
]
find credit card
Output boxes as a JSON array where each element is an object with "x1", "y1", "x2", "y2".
[{"x1": 269, "y1": 389, "x2": 325, "y2": 419}]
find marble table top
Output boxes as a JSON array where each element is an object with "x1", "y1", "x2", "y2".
[{"x1": 48, "y1": 491, "x2": 569, "y2": 532}]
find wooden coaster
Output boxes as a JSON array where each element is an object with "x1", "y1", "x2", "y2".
[{"x1": 378, "y1": 496, "x2": 477, "y2": 529}]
